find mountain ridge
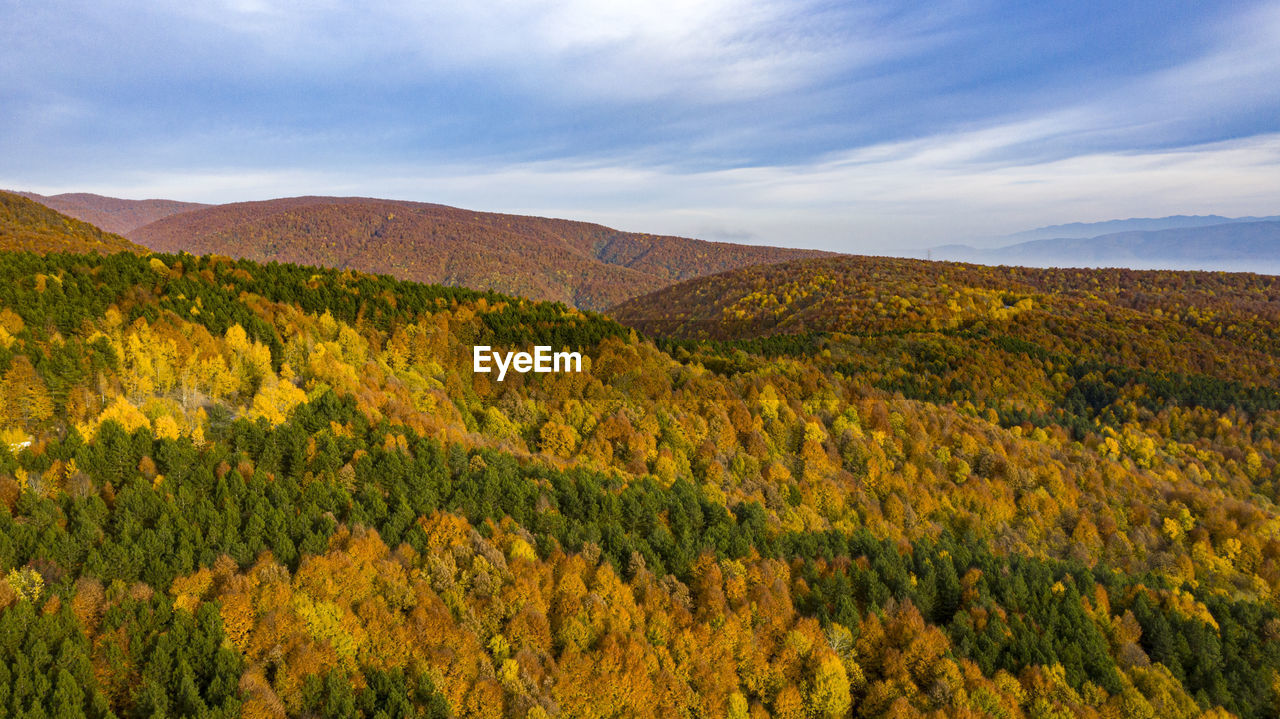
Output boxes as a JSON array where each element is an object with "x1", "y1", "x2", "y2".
[
  {"x1": 929, "y1": 220, "x2": 1280, "y2": 273},
  {"x1": 1004, "y1": 213, "x2": 1280, "y2": 241},
  {"x1": 13, "y1": 191, "x2": 209, "y2": 234},
  {"x1": 0, "y1": 191, "x2": 146, "y2": 255},
  {"x1": 127, "y1": 195, "x2": 831, "y2": 310}
]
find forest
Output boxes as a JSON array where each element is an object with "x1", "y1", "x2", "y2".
[
  {"x1": 1, "y1": 197, "x2": 1280, "y2": 717},
  {"x1": 126, "y1": 195, "x2": 825, "y2": 311},
  {"x1": 0, "y1": 192, "x2": 144, "y2": 256}
]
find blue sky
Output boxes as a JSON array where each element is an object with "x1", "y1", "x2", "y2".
[{"x1": 3, "y1": 0, "x2": 1280, "y2": 251}]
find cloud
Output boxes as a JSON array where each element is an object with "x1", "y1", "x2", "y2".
[
  {"x1": 157, "y1": 0, "x2": 880, "y2": 104},
  {"x1": 3, "y1": 1, "x2": 1279, "y2": 251},
  {"x1": 1036, "y1": 2, "x2": 1280, "y2": 155},
  {"x1": 9, "y1": 1, "x2": 1273, "y2": 165}
]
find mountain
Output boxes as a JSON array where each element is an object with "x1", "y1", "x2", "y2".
[
  {"x1": 930, "y1": 220, "x2": 1280, "y2": 273},
  {"x1": 127, "y1": 196, "x2": 829, "y2": 310},
  {"x1": 15, "y1": 191, "x2": 208, "y2": 234},
  {"x1": 0, "y1": 190, "x2": 146, "y2": 254},
  {"x1": 1002, "y1": 213, "x2": 1280, "y2": 242}
]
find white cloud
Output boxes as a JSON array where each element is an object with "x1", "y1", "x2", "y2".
[
  {"x1": 161, "y1": 0, "x2": 912, "y2": 104},
  {"x1": 1155, "y1": 2, "x2": 1280, "y2": 94},
  {"x1": 978, "y1": 2, "x2": 1280, "y2": 158},
  {"x1": 6, "y1": 2, "x2": 1279, "y2": 252}
]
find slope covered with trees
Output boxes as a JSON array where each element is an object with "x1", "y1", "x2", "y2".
[
  {"x1": 127, "y1": 196, "x2": 828, "y2": 310},
  {"x1": 1, "y1": 221, "x2": 1279, "y2": 716},
  {"x1": 613, "y1": 255, "x2": 1280, "y2": 431},
  {"x1": 14, "y1": 192, "x2": 209, "y2": 235},
  {"x1": 0, "y1": 191, "x2": 146, "y2": 255}
]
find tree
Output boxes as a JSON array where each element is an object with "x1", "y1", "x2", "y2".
[{"x1": 2, "y1": 355, "x2": 53, "y2": 426}]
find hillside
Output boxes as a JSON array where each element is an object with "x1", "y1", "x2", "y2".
[
  {"x1": 0, "y1": 190, "x2": 145, "y2": 254},
  {"x1": 128, "y1": 196, "x2": 828, "y2": 310},
  {"x1": 2, "y1": 242, "x2": 1280, "y2": 716},
  {"x1": 615, "y1": 252, "x2": 1280, "y2": 455},
  {"x1": 15, "y1": 191, "x2": 208, "y2": 234},
  {"x1": 613, "y1": 253, "x2": 1280, "y2": 344},
  {"x1": 931, "y1": 221, "x2": 1280, "y2": 273}
]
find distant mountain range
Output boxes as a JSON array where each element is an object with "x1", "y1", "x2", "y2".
[
  {"x1": 929, "y1": 220, "x2": 1280, "y2": 274},
  {"x1": 998, "y1": 214, "x2": 1280, "y2": 243},
  {"x1": 14, "y1": 191, "x2": 209, "y2": 235}
]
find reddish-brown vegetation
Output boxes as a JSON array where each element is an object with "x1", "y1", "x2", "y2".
[
  {"x1": 16, "y1": 191, "x2": 208, "y2": 234},
  {"x1": 128, "y1": 196, "x2": 829, "y2": 309}
]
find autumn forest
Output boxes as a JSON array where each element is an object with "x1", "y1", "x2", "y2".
[{"x1": 2, "y1": 190, "x2": 1280, "y2": 719}]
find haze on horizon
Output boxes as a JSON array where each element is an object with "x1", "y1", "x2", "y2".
[{"x1": 3, "y1": 0, "x2": 1280, "y2": 253}]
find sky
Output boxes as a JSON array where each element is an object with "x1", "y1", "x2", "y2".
[{"x1": 3, "y1": 0, "x2": 1280, "y2": 252}]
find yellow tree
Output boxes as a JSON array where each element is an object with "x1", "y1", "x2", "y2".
[{"x1": 1, "y1": 356, "x2": 53, "y2": 427}]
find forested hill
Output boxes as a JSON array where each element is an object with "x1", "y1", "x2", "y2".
[
  {"x1": 14, "y1": 191, "x2": 209, "y2": 235},
  {"x1": 611, "y1": 254, "x2": 1280, "y2": 343},
  {"x1": 2, "y1": 235, "x2": 1280, "y2": 716},
  {"x1": 614, "y1": 253, "x2": 1280, "y2": 439},
  {"x1": 0, "y1": 191, "x2": 146, "y2": 255},
  {"x1": 126, "y1": 195, "x2": 829, "y2": 310}
]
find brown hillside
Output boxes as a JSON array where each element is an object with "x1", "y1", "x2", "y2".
[
  {"x1": 0, "y1": 191, "x2": 146, "y2": 254},
  {"x1": 16, "y1": 191, "x2": 208, "y2": 234},
  {"x1": 128, "y1": 196, "x2": 828, "y2": 309}
]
